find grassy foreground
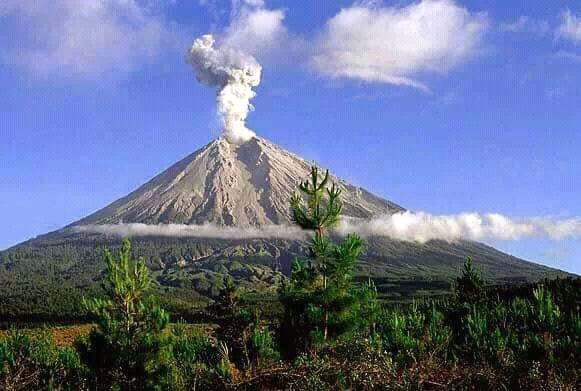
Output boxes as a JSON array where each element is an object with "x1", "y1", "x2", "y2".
[{"x1": 1, "y1": 276, "x2": 581, "y2": 390}]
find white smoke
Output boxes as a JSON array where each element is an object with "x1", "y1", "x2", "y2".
[
  {"x1": 74, "y1": 223, "x2": 306, "y2": 240},
  {"x1": 187, "y1": 34, "x2": 261, "y2": 144},
  {"x1": 337, "y1": 212, "x2": 581, "y2": 243}
]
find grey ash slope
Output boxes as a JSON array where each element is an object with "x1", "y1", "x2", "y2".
[
  {"x1": 72, "y1": 137, "x2": 402, "y2": 227},
  {"x1": 0, "y1": 137, "x2": 568, "y2": 312}
]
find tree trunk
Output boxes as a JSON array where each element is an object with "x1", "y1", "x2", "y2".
[{"x1": 324, "y1": 311, "x2": 328, "y2": 340}]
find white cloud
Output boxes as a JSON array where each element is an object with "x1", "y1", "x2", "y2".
[
  {"x1": 75, "y1": 223, "x2": 307, "y2": 240},
  {"x1": 499, "y1": 16, "x2": 550, "y2": 36},
  {"x1": 311, "y1": 0, "x2": 488, "y2": 91},
  {"x1": 75, "y1": 213, "x2": 581, "y2": 243},
  {"x1": 337, "y1": 212, "x2": 581, "y2": 243},
  {"x1": 0, "y1": 0, "x2": 174, "y2": 77},
  {"x1": 224, "y1": 7, "x2": 287, "y2": 57},
  {"x1": 557, "y1": 9, "x2": 581, "y2": 42}
]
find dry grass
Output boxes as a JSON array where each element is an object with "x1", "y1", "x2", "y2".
[
  {"x1": 0, "y1": 324, "x2": 93, "y2": 347},
  {"x1": 0, "y1": 323, "x2": 215, "y2": 347}
]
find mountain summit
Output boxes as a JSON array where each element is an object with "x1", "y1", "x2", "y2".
[
  {"x1": 0, "y1": 137, "x2": 568, "y2": 318},
  {"x1": 73, "y1": 137, "x2": 402, "y2": 228}
]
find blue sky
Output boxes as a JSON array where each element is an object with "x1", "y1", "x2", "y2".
[{"x1": 1, "y1": 0, "x2": 580, "y2": 273}]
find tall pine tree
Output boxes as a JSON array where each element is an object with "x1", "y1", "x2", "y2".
[
  {"x1": 280, "y1": 166, "x2": 372, "y2": 356},
  {"x1": 80, "y1": 239, "x2": 170, "y2": 389}
]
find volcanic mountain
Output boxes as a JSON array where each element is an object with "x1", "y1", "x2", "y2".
[
  {"x1": 72, "y1": 137, "x2": 402, "y2": 227},
  {"x1": 0, "y1": 137, "x2": 567, "y2": 318}
]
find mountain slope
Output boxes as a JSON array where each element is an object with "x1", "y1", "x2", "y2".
[
  {"x1": 72, "y1": 137, "x2": 402, "y2": 227},
  {"x1": 0, "y1": 137, "x2": 569, "y2": 319}
]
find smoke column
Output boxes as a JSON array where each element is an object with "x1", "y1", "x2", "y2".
[{"x1": 187, "y1": 34, "x2": 261, "y2": 144}]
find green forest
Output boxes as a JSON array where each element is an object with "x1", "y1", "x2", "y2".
[{"x1": 1, "y1": 167, "x2": 580, "y2": 390}]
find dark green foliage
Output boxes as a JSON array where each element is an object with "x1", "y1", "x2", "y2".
[
  {"x1": 454, "y1": 256, "x2": 486, "y2": 304},
  {"x1": 79, "y1": 238, "x2": 171, "y2": 389},
  {"x1": 378, "y1": 301, "x2": 452, "y2": 365},
  {"x1": 280, "y1": 166, "x2": 380, "y2": 357},
  {"x1": 0, "y1": 330, "x2": 86, "y2": 390},
  {"x1": 218, "y1": 275, "x2": 239, "y2": 310},
  {"x1": 247, "y1": 320, "x2": 279, "y2": 367},
  {"x1": 210, "y1": 275, "x2": 279, "y2": 373},
  {"x1": 157, "y1": 322, "x2": 219, "y2": 390},
  {"x1": 211, "y1": 277, "x2": 253, "y2": 369},
  {"x1": 1, "y1": 241, "x2": 581, "y2": 389},
  {"x1": 0, "y1": 237, "x2": 291, "y2": 323},
  {"x1": 0, "y1": 229, "x2": 568, "y2": 322},
  {"x1": 290, "y1": 166, "x2": 342, "y2": 234},
  {"x1": 354, "y1": 280, "x2": 381, "y2": 336},
  {"x1": 457, "y1": 283, "x2": 579, "y2": 386}
]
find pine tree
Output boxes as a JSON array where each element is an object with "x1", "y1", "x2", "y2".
[
  {"x1": 80, "y1": 238, "x2": 170, "y2": 389},
  {"x1": 281, "y1": 166, "x2": 368, "y2": 355},
  {"x1": 217, "y1": 275, "x2": 240, "y2": 312},
  {"x1": 211, "y1": 275, "x2": 252, "y2": 368},
  {"x1": 356, "y1": 279, "x2": 381, "y2": 336},
  {"x1": 290, "y1": 166, "x2": 344, "y2": 340},
  {"x1": 454, "y1": 256, "x2": 486, "y2": 305}
]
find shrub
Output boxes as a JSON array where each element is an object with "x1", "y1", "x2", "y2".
[
  {"x1": 0, "y1": 330, "x2": 86, "y2": 389},
  {"x1": 248, "y1": 321, "x2": 279, "y2": 367},
  {"x1": 2, "y1": 235, "x2": 581, "y2": 390},
  {"x1": 155, "y1": 322, "x2": 217, "y2": 390}
]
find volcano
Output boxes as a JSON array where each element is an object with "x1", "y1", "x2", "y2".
[
  {"x1": 72, "y1": 137, "x2": 402, "y2": 227},
  {"x1": 0, "y1": 137, "x2": 567, "y2": 318}
]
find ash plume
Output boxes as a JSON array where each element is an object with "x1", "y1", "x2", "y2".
[
  {"x1": 337, "y1": 212, "x2": 581, "y2": 243},
  {"x1": 187, "y1": 34, "x2": 261, "y2": 144}
]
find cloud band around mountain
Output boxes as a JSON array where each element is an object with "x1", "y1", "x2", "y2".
[
  {"x1": 74, "y1": 223, "x2": 308, "y2": 240},
  {"x1": 75, "y1": 212, "x2": 581, "y2": 243}
]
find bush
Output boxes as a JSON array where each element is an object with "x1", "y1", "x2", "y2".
[
  {"x1": 155, "y1": 322, "x2": 217, "y2": 390},
  {"x1": 248, "y1": 321, "x2": 279, "y2": 367},
  {"x1": 0, "y1": 330, "x2": 86, "y2": 389},
  {"x1": 454, "y1": 257, "x2": 486, "y2": 305}
]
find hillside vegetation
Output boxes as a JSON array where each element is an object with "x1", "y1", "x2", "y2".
[{"x1": 1, "y1": 166, "x2": 580, "y2": 390}]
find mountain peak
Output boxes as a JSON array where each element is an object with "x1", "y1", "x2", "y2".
[{"x1": 73, "y1": 137, "x2": 402, "y2": 228}]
